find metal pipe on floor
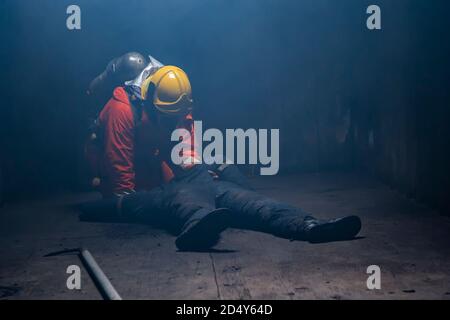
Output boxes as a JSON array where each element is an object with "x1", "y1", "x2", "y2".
[
  {"x1": 79, "y1": 249, "x2": 122, "y2": 300},
  {"x1": 45, "y1": 248, "x2": 122, "y2": 300}
]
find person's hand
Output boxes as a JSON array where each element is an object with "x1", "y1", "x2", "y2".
[
  {"x1": 208, "y1": 170, "x2": 219, "y2": 180},
  {"x1": 113, "y1": 189, "x2": 136, "y2": 198}
]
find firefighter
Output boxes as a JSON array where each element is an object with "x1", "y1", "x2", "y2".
[
  {"x1": 81, "y1": 53, "x2": 362, "y2": 251},
  {"x1": 86, "y1": 53, "x2": 196, "y2": 196}
]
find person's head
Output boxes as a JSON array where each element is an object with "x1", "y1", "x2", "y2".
[
  {"x1": 140, "y1": 65, "x2": 193, "y2": 118},
  {"x1": 88, "y1": 52, "x2": 149, "y2": 97}
]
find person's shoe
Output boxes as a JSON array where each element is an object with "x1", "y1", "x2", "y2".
[
  {"x1": 303, "y1": 215, "x2": 362, "y2": 243},
  {"x1": 175, "y1": 208, "x2": 231, "y2": 251}
]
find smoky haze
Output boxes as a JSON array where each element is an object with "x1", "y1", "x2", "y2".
[{"x1": 0, "y1": 0, "x2": 449, "y2": 214}]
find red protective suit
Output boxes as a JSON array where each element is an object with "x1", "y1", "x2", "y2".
[{"x1": 98, "y1": 87, "x2": 194, "y2": 196}]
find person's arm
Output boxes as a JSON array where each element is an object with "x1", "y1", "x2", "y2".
[
  {"x1": 159, "y1": 113, "x2": 198, "y2": 178},
  {"x1": 177, "y1": 113, "x2": 200, "y2": 169},
  {"x1": 102, "y1": 104, "x2": 136, "y2": 196}
]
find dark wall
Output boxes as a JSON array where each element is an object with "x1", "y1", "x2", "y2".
[
  {"x1": 349, "y1": 1, "x2": 450, "y2": 214},
  {"x1": 0, "y1": 0, "x2": 449, "y2": 213}
]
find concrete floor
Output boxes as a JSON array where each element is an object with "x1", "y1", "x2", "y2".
[{"x1": 1, "y1": 172, "x2": 450, "y2": 300}]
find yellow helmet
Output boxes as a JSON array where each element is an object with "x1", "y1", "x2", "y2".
[{"x1": 141, "y1": 65, "x2": 193, "y2": 115}]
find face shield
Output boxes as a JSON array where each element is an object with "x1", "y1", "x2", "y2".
[{"x1": 124, "y1": 55, "x2": 164, "y2": 100}]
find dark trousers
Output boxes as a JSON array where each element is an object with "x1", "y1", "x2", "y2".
[{"x1": 120, "y1": 165, "x2": 314, "y2": 240}]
